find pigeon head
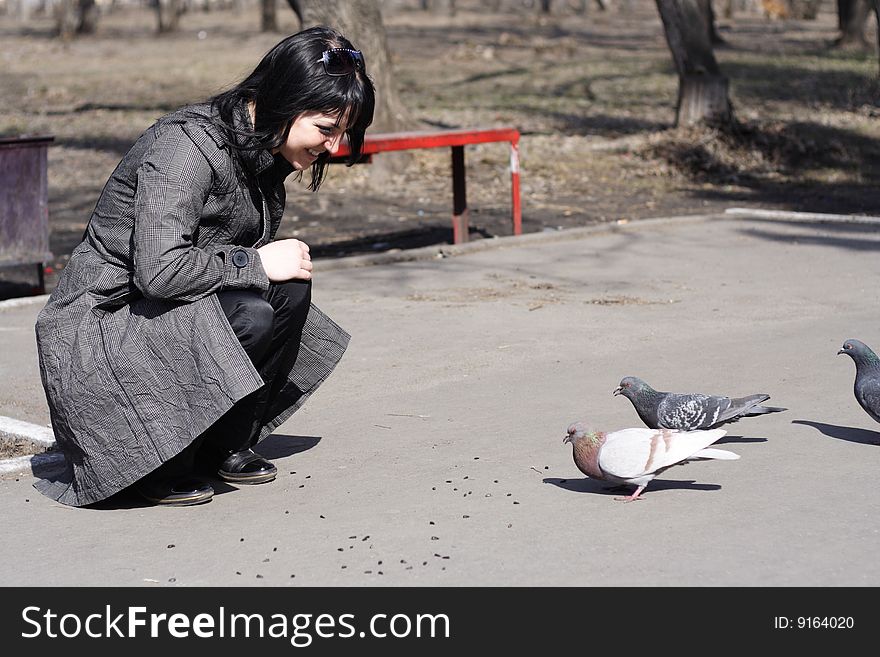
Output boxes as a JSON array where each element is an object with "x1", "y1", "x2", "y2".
[
  {"x1": 838, "y1": 339, "x2": 880, "y2": 366},
  {"x1": 613, "y1": 376, "x2": 653, "y2": 400},
  {"x1": 563, "y1": 422, "x2": 601, "y2": 445}
]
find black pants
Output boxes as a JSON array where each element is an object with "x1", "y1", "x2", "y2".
[{"x1": 146, "y1": 280, "x2": 312, "y2": 481}]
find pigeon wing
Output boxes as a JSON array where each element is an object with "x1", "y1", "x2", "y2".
[
  {"x1": 856, "y1": 379, "x2": 880, "y2": 423},
  {"x1": 690, "y1": 448, "x2": 740, "y2": 460},
  {"x1": 597, "y1": 428, "x2": 663, "y2": 479},
  {"x1": 716, "y1": 394, "x2": 771, "y2": 423},
  {"x1": 599, "y1": 427, "x2": 728, "y2": 479},
  {"x1": 657, "y1": 394, "x2": 727, "y2": 430}
]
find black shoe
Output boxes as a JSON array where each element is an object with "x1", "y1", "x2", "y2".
[
  {"x1": 218, "y1": 449, "x2": 277, "y2": 485},
  {"x1": 136, "y1": 477, "x2": 214, "y2": 507}
]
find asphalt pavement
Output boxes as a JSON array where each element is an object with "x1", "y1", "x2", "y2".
[{"x1": 1, "y1": 209, "x2": 879, "y2": 587}]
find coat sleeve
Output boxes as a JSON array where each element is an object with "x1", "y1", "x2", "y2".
[{"x1": 133, "y1": 123, "x2": 270, "y2": 302}]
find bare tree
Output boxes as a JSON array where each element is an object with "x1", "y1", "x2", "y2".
[
  {"x1": 154, "y1": 0, "x2": 185, "y2": 33},
  {"x1": 707, "y1": 0, "x2": 725, "y2": 44},
  {"x1": 655, "y1": 0, "x2": 733, "y2": 127},
  {"x1": 531, "y1": 0, "x2": 607, "y2": 15},
  {"x1": 54, "y1": 0, "x2": 99, "y2": 39},
  {"x1": 872, "y1": 0, "x2": 880, "y2": 73},
  {"x1": 789, "y1": 0, "x2": 821, "y2": 18},
  {"x1": 420, "y1": 0, "x2": 457, "y2": 13},
  {"x1": 54, "y1": 0, "x2": 78, "y2": 40},
  {"x1": 834, "y1": 0, "x2": 872, "y2": 48},
  {"x1": 298, "y1": 0, "x2": 406, "y2": 132},
  {"x1": 262, "y1": 0, "x2": 278, "y2": 32},
  {"x1": 284, "y1": 0, "x2": 303, "y2": 27},
  {"x1": 77, "y1": 0, "x2": 99, "y2": 33}
]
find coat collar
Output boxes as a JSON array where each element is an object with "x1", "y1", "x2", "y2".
[
  {"x1": 228, "y1": 101, "x2": 296, "y2": 183},
  {"x1": 230, "y1": 101, "x2": 275, "y2": 177},
  {"x1": 267, "y1": 152, "x2": 295, "y2": 183}
]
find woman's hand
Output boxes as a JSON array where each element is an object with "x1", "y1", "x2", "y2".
[{"x1": 256, "y1": 239, "x2": 313, "y2": 282}]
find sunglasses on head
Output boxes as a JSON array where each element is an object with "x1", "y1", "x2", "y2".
[{"x1": 316, "y1": 48, "x2": 365, "y2": 76}]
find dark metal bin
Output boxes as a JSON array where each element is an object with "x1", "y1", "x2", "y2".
[{"x1": 0, "y1": 135, "x2": 54, "y2": 294}]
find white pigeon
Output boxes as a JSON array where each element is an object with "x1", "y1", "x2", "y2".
[{"x1": 563, "y1": 422, "x2": 740, "y2": 502}]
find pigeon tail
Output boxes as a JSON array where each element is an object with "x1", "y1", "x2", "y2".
[
  {"x1": 689, "y1": 448, "x2": 740, "y2": 461},
  {"x1": 744, "y1": 404, "x2": 787, "y2": 416},
  {"x1": 716, "y1": 394, "x2": 775, "y2": 424}
]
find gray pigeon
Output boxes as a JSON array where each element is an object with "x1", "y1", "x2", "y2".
[
  {"x1": 838, "y1": 339, "x2": 880, "y2": 424},
  {"x1": 563, "y1": 422, "x2": 738, "y2": 502},
  {"x1": 613, "y1": 376, "x2": 786, "y2": 431}
]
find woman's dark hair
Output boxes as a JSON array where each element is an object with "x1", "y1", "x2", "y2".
[{"x1": 210, "y1": 26, "x2": 376, "y2": 191}]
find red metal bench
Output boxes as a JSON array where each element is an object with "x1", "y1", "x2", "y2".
[{"x1": 330, "y1": 127, "x2": 521, "y2": 245}]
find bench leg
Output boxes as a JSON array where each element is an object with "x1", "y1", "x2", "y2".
[
  {"x1": 451, "y1": 145, "x2": 469, "y2": 244},
  {"x1": 37, "y1": 262, "x2": 46, "y2": 295},
  {"x1": 510, "y1": 141, "x2": 521, "y2": 236}
]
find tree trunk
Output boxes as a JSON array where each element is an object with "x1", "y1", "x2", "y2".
[
  {"x1": 77, "y1": 0, "x2": 99, "y2": 33},
  {"x1": 298, "y1": 0, "x2": 406, "y2": 133},
  {"x1": 834, "y1": 0, "x2": 871, "y2": 48},
  {"x1": 677, "y1": 74, "x2": 731, "y2": 124},
  {"x1": 284, "y1": 0, "x2": 303, "y2": 27},
  {"x1": 54, "y1": 0, "x2": 79, "y2": 40},
  {"x1": 261, "y1": 0, "x2": 278, "y2": 32},
  {"x1": 871, "y1": 0, "x2": 880, "y2": 75},
  {"x1": 155, "y1": 0, "x2": 185, "y2": 34},
  {"x1": 705, "y1": 0, "x2": 725, "y2": 45},
  {"x1": 419, "y1": 0, "x2": 457, "y2": 14},
  {"x1": 789, "y1": 0, "x2": 821, "y2": 18},
  {"x1": 655, "y1": 0, "x2": 733, "y2": 126},
  {"x1": 722, "y1": 0, "x2": 734, "y2": 18}
]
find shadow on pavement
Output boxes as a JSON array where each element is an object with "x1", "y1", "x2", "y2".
[
  {"x1": 738, "y1": 226, "x2": 880, "y2": 252},
  {"x1": 714, "y1": 434, "x2": 767, "y2": 444},
  {"x1": 82, "y1": 479, "x2": 242, "y2": 511},
  {"x1": 254, "y1": 434, "x2": 321, "y2": 460},
  {"x1": 542, "y1": 476, "x2": 721, "y2": 497},
  {"x1": 791, "y1": 419, "x2": 880, "y2": 446},
  {"x1": 26, "y1": 434, "x2": 322, "y2": 510}
]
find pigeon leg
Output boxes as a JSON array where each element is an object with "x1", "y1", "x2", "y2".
[{"x1": 614, "y1": 486, "x2": 645, "y2": 502}]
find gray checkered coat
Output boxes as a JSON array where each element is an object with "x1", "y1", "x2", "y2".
[{"x1": 34, "y1": 102, "x2": 350, "y2": 507}]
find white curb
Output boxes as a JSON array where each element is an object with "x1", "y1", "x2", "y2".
[
  {"x1": 0, "y1": 415, "x2": 55, "y2": 449},
  {"x1": 0, "y1": 451, "x2": 65, "y2": 477},
  {"x1": 0, "y1": 294, "x2": 49, "y2": 311},
  {"x1": 0, "y1": 416, "x2": 58, "y2": 476}
]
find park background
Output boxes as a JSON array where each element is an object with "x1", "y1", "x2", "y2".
[{"x1": 1, "y1": 0, "x2": 879, "y2": 296}]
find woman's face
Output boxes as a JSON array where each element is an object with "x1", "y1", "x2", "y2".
[{"x1": 274, "y1": 110, "x2": 347, "y2": 170}]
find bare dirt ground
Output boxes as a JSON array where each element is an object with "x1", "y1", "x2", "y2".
[{"x1": 1, "y1": 1, "x2": 879, "y2": 297}]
